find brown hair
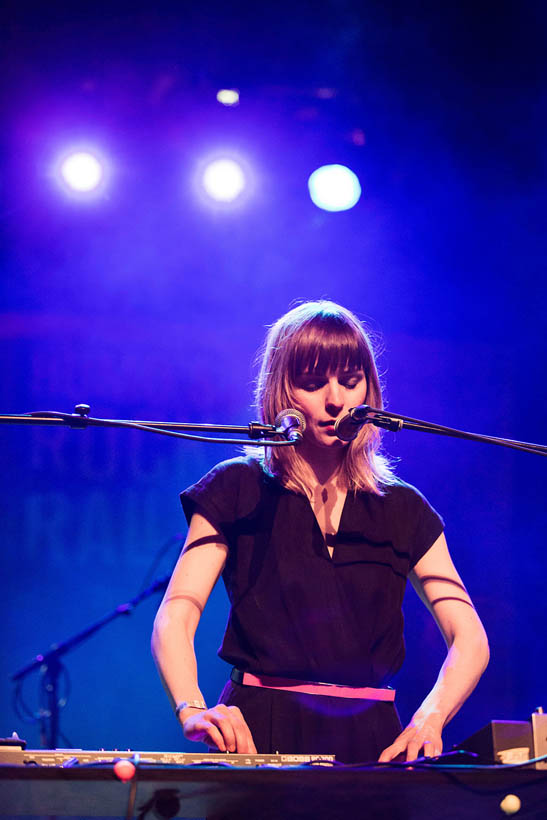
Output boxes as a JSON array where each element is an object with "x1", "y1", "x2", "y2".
[{"x1": 253, "y1": 300, "x2": 396, "y2": 496}]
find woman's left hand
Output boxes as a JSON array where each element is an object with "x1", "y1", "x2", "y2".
[{"x1": 378, "y1": 712, "x2": 443, "y2": 762}]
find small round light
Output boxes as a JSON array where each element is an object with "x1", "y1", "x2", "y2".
[
  {"x1": 308, "y1": 164, "x2": 362, "y2": 212},
  {"x1": 202, "y1": 158, "x2": 245, "y2": 202},
  {"x1": 60, "y1": 151, "x2": 104, "y2": 192},
  {"x1": 216, "y1": 89, "x2": 240, "y2": 106}
]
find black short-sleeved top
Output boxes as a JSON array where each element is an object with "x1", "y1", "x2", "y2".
[{"x1": 181, "y1": 456, "x2": 444, "y2": 689}]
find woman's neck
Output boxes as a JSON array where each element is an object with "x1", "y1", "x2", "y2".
[{"x1": 297, "y1": 441, "x2": 346, "y2": 488}]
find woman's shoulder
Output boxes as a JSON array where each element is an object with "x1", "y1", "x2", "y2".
[
  {"x1": 182, "y1": 455, "x2": 270, "y2": 504},
  {"x1": 357, "y1": 476, "x2": 440, "y2": 518},
  {"x1": 381, "y1": 477, "x2": 431, "y2": 504},
  {"x1": 375, "y1": 476, "x2": 444, "y2": 529},
  {"x1": 199, "y1": 454, "x2": 267, "y2": 482},
  {"x1": 180, "y1": 456, "x2": 269, "y2": 525}
]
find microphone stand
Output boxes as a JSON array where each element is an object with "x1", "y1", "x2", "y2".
[
  {"x1": 11, "y1": 575, "x2": 170, "y2": 749},
  {"x1": 346, "y1": 405, "x2": 547, "y2": 456},
  {"x1": 3, "y1": 404, "x2": 300, "y2": 749},
  {"x1": 0, "y1": 403, "x2": 298, "y2": 446},
  {"x1": 5, "y1": 401, "x2": 542, "y2": 747}
]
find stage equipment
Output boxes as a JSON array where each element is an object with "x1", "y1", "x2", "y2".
[
  {"x1": 0, "y1": 403, "x2": 302, "y2": 446},
  {"x1": 273, "y1": 408, "x2": 306, "y2": 441},
  {"x1": 1, "y1": 752, "x2": 546, "y2": 819},
  {"x1": 0, "y1": 746, "x2": 334, "y2": 767},
  {"x1": 531, "y1": 707, "x2": 547, "y2": 770},
  {"x1": 455, "y1": 708, "x2": 547, "y2": 771},
  {"x1": 455, "y1": 720, "x2": 534, "y2": 765},
  {"x1": 334, "y1": 404, "x2": 547, "y2": 456},
  {"x1": 1, "y1": 401, "x2": 298, "y2": 749}
]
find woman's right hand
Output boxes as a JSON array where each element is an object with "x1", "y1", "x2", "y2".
[{"x1": 181, "y1": 704, "x2": 257, "y2": 754}]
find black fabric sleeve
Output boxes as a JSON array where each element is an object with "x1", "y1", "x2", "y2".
[
  {"x1": 387, "y1": 480, "x2": 445, "y2": 569},
  {"x1": 180, "y1": 457, "x2": 261, "y2": 541},
  {"x1": 180, "y1": 459, "x2": 241, "y2": 534},
  {"x1": 407, "y1": 485, "x2": 445, "y2": 568}
]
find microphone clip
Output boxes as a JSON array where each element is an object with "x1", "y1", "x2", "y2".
[{"x1": 351, "y1": 405, "x2": 404, "y2": 432}]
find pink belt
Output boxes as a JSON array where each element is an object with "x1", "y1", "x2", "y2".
[{"x1": 231, "y1": 669, "x2": 395, "y2": 702}]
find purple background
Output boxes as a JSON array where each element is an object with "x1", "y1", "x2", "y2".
[{"x1": 1, "y1": 1, "x2": 545, "y2": 754}]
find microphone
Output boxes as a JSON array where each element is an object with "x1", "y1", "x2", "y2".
[
  {"x1": 334, "y1": 405, "x2": 372, "y2": 441},
  {"x1": 274, "y1": 409, "x2": 306, "y2": 442}
]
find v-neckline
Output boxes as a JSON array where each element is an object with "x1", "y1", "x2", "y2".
[{"x1": 308, "y1": 491, "x2": 349, "y2": 561}]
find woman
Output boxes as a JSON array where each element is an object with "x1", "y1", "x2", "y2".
[{"x1": 152, "y1": 301, "x2": 489, "y2": 764}]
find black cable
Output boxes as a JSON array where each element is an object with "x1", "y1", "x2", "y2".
[
  {"x1": 336, "y1": 750, "x2": 547, "y2": 771},
  {"x1": 125, "y1": 774, "x2": 138, "y2": 820},
  {"x1": 12, "y1": 680, "x2": 37, "y2": 724},
  {"x1": 124, "y1": 753, "x2": 140, "y2": 820},
  {"x1": 22, "y1": 412, "x2": 298, "y2": 447},
  {"x1": 108, "y1": 421, "x2": 297, "y2": 446}
]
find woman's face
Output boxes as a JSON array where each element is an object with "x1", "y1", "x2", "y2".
[{"x1": 290, "y1": 366, "x2": 368, "y2": 450}]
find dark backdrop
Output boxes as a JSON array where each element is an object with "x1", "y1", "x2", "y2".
[{"x1": 1, "y1": 0, "x2": 545, "y2": 754}]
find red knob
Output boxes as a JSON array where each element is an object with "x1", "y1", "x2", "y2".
[{"x1": 113, "y1": 759, "x2": 136, "y2": 782}]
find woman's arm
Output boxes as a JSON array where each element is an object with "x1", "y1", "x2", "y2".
[
  {"x1": 378, "y1": 532, "x2": 489, "y2": 762},
  {"x1": 151, "y1": 510, "x2": 256, "y2": 753}
]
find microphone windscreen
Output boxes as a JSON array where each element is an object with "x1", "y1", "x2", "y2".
[
  {"x1": 334, "y1": 413, "x2": 361, "y2": 441},
  {"x1": 274, "y1": 409, "x2": 306, "y2": 433}
]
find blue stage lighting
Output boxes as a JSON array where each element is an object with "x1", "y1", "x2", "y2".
[
  {"x1": 60, "y1": 151, "x2": 104, "y2": 193},
  {"x1": 202, "y1": 158, "x2": 246, "y2": 202},
  {"x1": 307, "y1": 164, "x2": 362, "y2": 212}
]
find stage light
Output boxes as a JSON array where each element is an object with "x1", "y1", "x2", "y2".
[
  {"x1": 307, "y1": 164, "x2": 362, "y2": 212},
  {"x1": 202, "y1": 158, "x2": 246, "y2": 202},
  {"x1": 216, "y1": 89, "x2": 240, "y2": 106},
  {"x1": 60, "y1": 151, "x2": 104, "y2": 192}
]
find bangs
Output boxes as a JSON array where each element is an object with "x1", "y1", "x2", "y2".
[{"x1": 287, "y1": 318, "x2": 368, "y2": 382}]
